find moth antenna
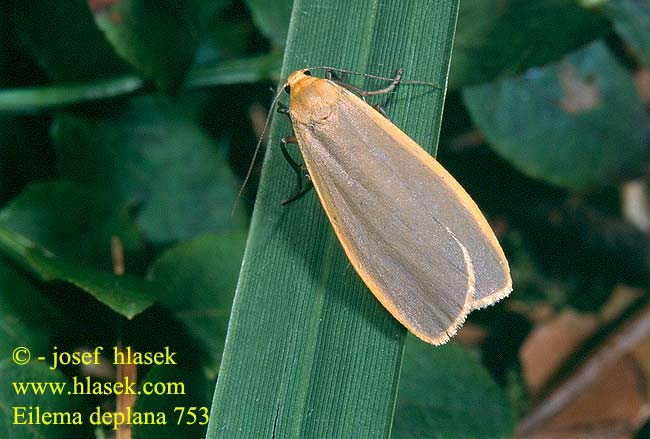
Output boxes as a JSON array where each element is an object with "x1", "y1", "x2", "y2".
[
  {"x1": 233, "y1": 67, "x2": 441, "y2": 215},
  {"x1": 232, "y1": 83, "x2": 287, "y2": 216}
]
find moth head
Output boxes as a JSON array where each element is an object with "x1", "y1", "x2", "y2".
[
  {"x1": 285, "y1": 69, "x2": 315, "y2": 95},
  {"x1": 284, "y1": 69, "x2": 335, "y2": 124}
]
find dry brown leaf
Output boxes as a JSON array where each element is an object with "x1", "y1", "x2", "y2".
[
  {"x1": 516, "y1": 305, "x2": 650, "y2": 439},
  {"x1": 520, "y1": 310, "x2": 599, "y2": 397},
  {"x1": 600, "y1": 286, "x2": 645, "y2": 324},
  {"x1": 518, "y1": 357, "x2": 649, "y2": 439}
]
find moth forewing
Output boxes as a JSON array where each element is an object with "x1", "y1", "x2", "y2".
[{"x1": 284, "y1": 70, "x2": 511, "y2": 345}]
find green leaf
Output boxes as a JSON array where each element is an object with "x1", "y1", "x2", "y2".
[
  {"x1": 186, "y1": 53, "x2": 282, "y2": 88},
  {"x1": 53, "y1": 96, "x2": 246, "y2": 244},
  {"x1": 199, "y1": 14, "x2": 250, "y2": 61},
  {"x1": 0, "y1": 55, "x2": 282, "y2": 114},
  {"x1": 450, "y1": 0, "x2": 609, "y2": 88},
  {"x1": 393, "y1": 336, "x2": 514, "y2": 439},
  {"x1": 0, "y1": 259, "x2": 60, "y2": 356},
  {"x1": 185, "y1": 0, "x2": 232, "y2": 30},
  {"x1": 0, "y1": 227, "x2": 158, "y2": 319},
  {"x1": 0, "y1": 359, "x2": 92, "y2": 439},
  {"x1": 91, "y1": 0, "x2": 200, "y2": 94},
  {"x1": 603, "y1": 0, "x2": 650, "y2": 66},
  {"x1": 0, "y1": 181, "x2": 158, "y2": 318},
  {"x1": 0, "y1": 181, "x2": 142, "y2": 268},
  {"x1": 206, "y1": 1, "x2": 459, "y2": 438},
  {"x1": 0, "y1": 76, "x2": 145, "y2": 114},
  {"x1": 14, "y1": 0, "x2": 130, "y2": 81},
  {"x1": 244, "y1": 0, "x2": 293, "y2": 46},
  {"x1": 463, "y1": 41, "x2": 647, "y2": 189},
  {"x1": 149, "y1": 232, "x2": 246, "y2": 370}
]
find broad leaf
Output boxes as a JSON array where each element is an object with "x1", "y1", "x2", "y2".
[
  {"x1": 463, "y1": 41, "x2": 647, "y2": 189},
  {"x1": 393, "y1": 337, "x2": 514, "y2": 439},
  {"x1": 244, "y1": 0, "x2": 293, "y2": 46},
  {"x1": 0, "y1": 181, "x2": 158, "y2": 318},
  {"x1": 149, "y1": 232, "x2": 246, "y2": 370},
  {"x1": 14, "y1": 0, "x2": 129, "y2": 81},
  {"x1": 91, "y1": 0, "x2": 202, "y2": 94},
  {"x1": 0, "y1": 260, "x2": 59, "y2": 356},
  {"x1": 0, "y1": 227, "x2": 158, "y2": 319},
  {"x1": 53, "y1": 96, "x2": 246, "y2": 244},
  {"x1": 0, "y1": 181, "x2": 141, "y2": 269},
  {"x1": 451, "y1": 0, "x2": 608, "y2": 89},
  {"x1": 604, "y1": 0, "x2": 650, "y2": 66}
]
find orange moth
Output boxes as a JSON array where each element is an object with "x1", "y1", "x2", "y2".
[{"x1": 251, "y1": 67, "x2": 512, "y2": 345}]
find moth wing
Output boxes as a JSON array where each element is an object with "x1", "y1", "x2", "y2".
[{"x1": 292, "y1": 82, "x2": 511, "y2": 344}]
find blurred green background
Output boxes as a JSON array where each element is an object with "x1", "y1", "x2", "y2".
[{"x1": 1, "y1": 1, "x2": 649, "y2": 438}]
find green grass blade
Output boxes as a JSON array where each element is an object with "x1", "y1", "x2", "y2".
[
  {"x1": 0, "y1": 76, "x2": 145, "y2": 114},
  {"x1": 186, "y1": 53, "x2": 282, "y2": 88},
  {"x1": 0, "y1": 55, "x2": 281, "y2": 114},
  {"x1": 207, "y1": 1, "x2": 459, "y2": 438}
]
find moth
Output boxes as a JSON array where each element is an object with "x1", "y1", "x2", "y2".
[{"x1": 253, "y1": 68, "x2": 512, "y2": 345}]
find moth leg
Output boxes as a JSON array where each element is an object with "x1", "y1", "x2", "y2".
[
  {"x1": 333, "y1": 68, "x2": 404, "y2": 99},
  {"x1": 360, "y1": 68, "x2": 403, "y2": 96},
  {"x1": 325, "y1": 69, "x2": 347, "y2": 82},
  {"x1": 332, "y1": 81, "x2": 369, "y2": 102},
  {"x1": 280, "y1": 136, "x2": 300, "y2": 174},
  {"x1": 373, "y1": 104, "x2": 392, "y2": 121},
  {"x1": 281, "y1": 176, "x2": 312, "y2": 205},
  {"x1": 276, "y1": 101, "x2": 290, "y2": 115},
  {"x1": 280, "y1": 136, "x2": 313, "y2": 205}
]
